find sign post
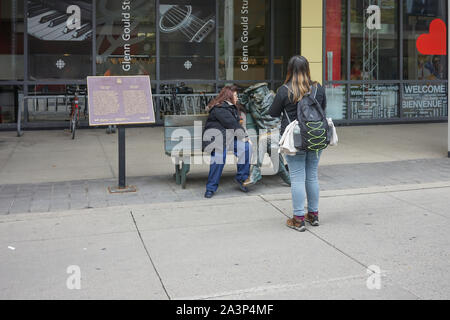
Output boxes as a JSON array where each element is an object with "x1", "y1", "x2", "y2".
[
  {"x1": 87, "y1": 76, "x2": 155, "y2": 192},
  {"x1": 118, "y1": 126, "x2": 126, "y2": 189}
]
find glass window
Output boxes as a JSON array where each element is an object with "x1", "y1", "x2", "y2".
[
  {"x1": 273, "y1": 0, "x2": 299, "y2": 81},
  {"x1": 350, "y1": 84, "x2": 399, "y2": 119},
  {"x1": 325, "y1": 0, "x2": 347, "y2": 81},
  {"x1": 160, "y1": 0, "x2": 215, "y2": 80},
  {"x1": 0, "y1": 0, "x2": 24, "y2": 80},
  {"x1": 28, "y1": 0, "x2": 93, "y2": 80},
  {"x1": 96, "y1": 0, "x2": 156, "y2": 78},
  {"x1": 326, "y1": 84, "x2": 347, "y2": 120},
  {"x1": 350, "y1": 0, "x2": 399, "y2": 80},
  {"x1": 219, "y1": 0, "x2": 270, "y2": 81},
  {"x1": 403, "y1": 0, "x2": 447, "y2": 80},
  {"x1": 402, "y1": 83, "x2": 448, "y2": 118}
]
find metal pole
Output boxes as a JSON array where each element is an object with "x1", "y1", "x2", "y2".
[
  {"x1": 270, "y1": 0, "x2": 274, "y2": 85},
  {"x1": 92, "y1": 0, "x2": 97, "y2": 76},
  {"x1": 215, "y1": 0, "x2": 219, "y2": 87},
  {"x1": 17, "y1": 97, "x2": 23, "y2": 137},
  {"x1": 448, "y1": 2, "x2": 450, "y2": 158},
  {"x1": 224, "y1": 0, "x2": 234, "y2": 81},
  {"x1": 23, "y1": 0, "x2": 29, "y2": 131},
  {"x1": 118, "y1": 126, "x2": 126, "y2": 188},
  {"x1": 399, "y1": 0, "x2": 404, "y2": 119}
]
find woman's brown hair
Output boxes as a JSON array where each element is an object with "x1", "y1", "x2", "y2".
[
  {"x1": 206, "y1": 85, "x2": 241, "y2": 112},
  {"x1": 284, "y1": 55, "x2": 317, "y2": 103}
]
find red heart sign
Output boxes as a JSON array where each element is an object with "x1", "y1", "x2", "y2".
[{"x1": 416, "y1": 19, "x2": 447, "y2": 55}]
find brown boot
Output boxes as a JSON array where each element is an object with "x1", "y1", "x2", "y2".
[
  {"x1": 286, "y1": 216, "x2": 306, "y2": 232},
  {"x1": 305, "y1": 212, "x2": 319, "y2": 226}
]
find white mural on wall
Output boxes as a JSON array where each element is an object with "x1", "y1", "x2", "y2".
[
  {"x1": 27, "y1": 0, "x2": 92, "y2": 41},
  {"x1": 159, "y1": 5, "x2": 215, "y2": 43}
]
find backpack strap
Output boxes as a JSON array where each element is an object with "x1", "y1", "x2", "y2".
[
  {"x1": 284, "y1": 110, "x2": 292, "y2": 123},
  {"x1": 282, "y1": 84, "x2": 324, "y2": 122},
  {"x1": 312, "y1": 84, "x2": 318, "y2": 100},
  {"x1": 282, "y1": 84, "x2": 292, "y2": 124},
  {"x1": 309, "y1": 84, "x2": 326, "y2": 119}
]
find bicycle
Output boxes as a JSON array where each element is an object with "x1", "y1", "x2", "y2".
[
  {"x1": 67, "y1": 85, "x2": 86, "y2": 140},
  {"x1": 160, "y1": 83, "x2": 193, "y2": 115}
]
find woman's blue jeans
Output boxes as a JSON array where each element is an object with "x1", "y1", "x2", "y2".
[
  {"x1": 285, "y1": 151, "x2": 322, "y2": 217},
  {"x1": 206, "y1": 139, "x2": 251, "y2": 193}
]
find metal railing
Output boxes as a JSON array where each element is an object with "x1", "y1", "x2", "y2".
[
  {"x1": 26, "y1": 95, "x2": 88, "y2": 115},
  {"x1": 18, "y1": 94, "x2": 88, "y2": 136},
  {"x1": 153, "y1": 93, "x2": 216, "y2": 116},
  {"x1": 18, "y1": 93, "x2": 218, "y2": 136}
]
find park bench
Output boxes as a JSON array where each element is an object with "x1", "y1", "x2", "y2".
[{"x1": 164, "y1": 114, "x2": 258, "y2": 189}]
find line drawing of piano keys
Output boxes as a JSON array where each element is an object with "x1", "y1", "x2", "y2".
[
  {"x1": 28, "y1": 2, "x2": 44, "y2": 12},
  {"x1": 33, "y1": 21, "x2": 71, "y2": 40},
  {"x1": 27, "y1": 0, "x2": 91, "y2": 41},
  {"x1": 71, "y1": 24, "x2": 91, "y2": 38},
  {"x1": 28, "y1": 7, "x2": 50, "y2": 18},
  {"x1": 28, "y1": 10, "x2": 59, "y2": 34},
  {"x1": 39, "y1": 11, "x2": 63, "y2": 23}
]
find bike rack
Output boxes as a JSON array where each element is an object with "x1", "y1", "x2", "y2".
[
  {"x1": 18, "y1": 94, "x2": 88, "y2": 137},
  {"x1": 153, "y1": 93, "x2": 216, "y2": 116}
]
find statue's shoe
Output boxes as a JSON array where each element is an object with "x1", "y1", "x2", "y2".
[{"x1": 242, "y1": 172, "x2": 262, "y2": 187}]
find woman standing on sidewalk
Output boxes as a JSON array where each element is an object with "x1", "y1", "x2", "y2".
[{"x1": 269, "y1": 56, "x2": 327, "y2": 232}]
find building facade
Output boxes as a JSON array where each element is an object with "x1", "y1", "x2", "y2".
[{"x1": 0, "y1": 0, "x2": 447, "y2": 129}]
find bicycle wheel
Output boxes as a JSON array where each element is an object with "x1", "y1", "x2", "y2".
[
  {"x1": 69, "y1": 108, "x2": 74, "y2": 133},
  {"x1": 71, "y1": 109, "x2": 79, "y2": 140},
  {"x1": 71, "y1": 117, "x2": 76, "y2": 139}
]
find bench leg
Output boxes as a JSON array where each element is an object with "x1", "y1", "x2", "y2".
[
  {"x1": 175, "y1": 164, "x2": 181, "y2": 185},
  {"x1": 180, "y1": 162, "x2": 190, "y2": 189}
]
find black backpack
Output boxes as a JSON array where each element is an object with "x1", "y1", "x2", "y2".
[{"x1": 285, "y1": 85, "x2": 330, "y2": 155}]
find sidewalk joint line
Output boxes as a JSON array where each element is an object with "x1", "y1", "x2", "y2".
[
  {"x1": 387, "y1": 192, "x2": 450, "y2": 221},
  {"x1": 262, "y1": 195, "x2": 424, "y2": 300},
  {"x1": 68, "y1": 182, "x2": 72, "y2": 210},
  {"x1": 176, "y1": 274, "x2": 367, "y2": 300},
  {"x1": 96, "y1": 134, "x2": 116, "y2": 178},
  {"x1": 1, "y1": 229, "x2": 136, "y2": 244},
  {"x1": 306, "y1": 229, "x2": 373, "y2": 271},
  {"x1": 323, "y1": 185, "x2": 450, "y2": 199},
  {"x1": 260, "y1": 194, "x2": 372, "y2": 271},
  {"x1": 258, "y1": 195, "x2": 290, "y2": 219},
  {"x1": 0, "y1": 137, "x2": 19, "y2": 174},
  {"x1": 130, "y1": 210, "x2": 171, "y2": 300}
]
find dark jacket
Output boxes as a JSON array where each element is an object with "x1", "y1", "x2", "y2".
[
  {"x1": 203, "y1": 102, "x2": 246, "y2": 152},
  {"x1": 268, "y1": 82, "x2": 327, "y2": 136}
]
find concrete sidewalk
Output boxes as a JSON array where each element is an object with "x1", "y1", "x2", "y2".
[
  {"x1": 1, "y1": 182, "x2": 449, "y2": 300},
  {"x1": 0, "y1": 123, "x2": 448, "y2": 185},
  {"x1": 0, "y1": 123, "x2": 449, "y2": 300}
]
